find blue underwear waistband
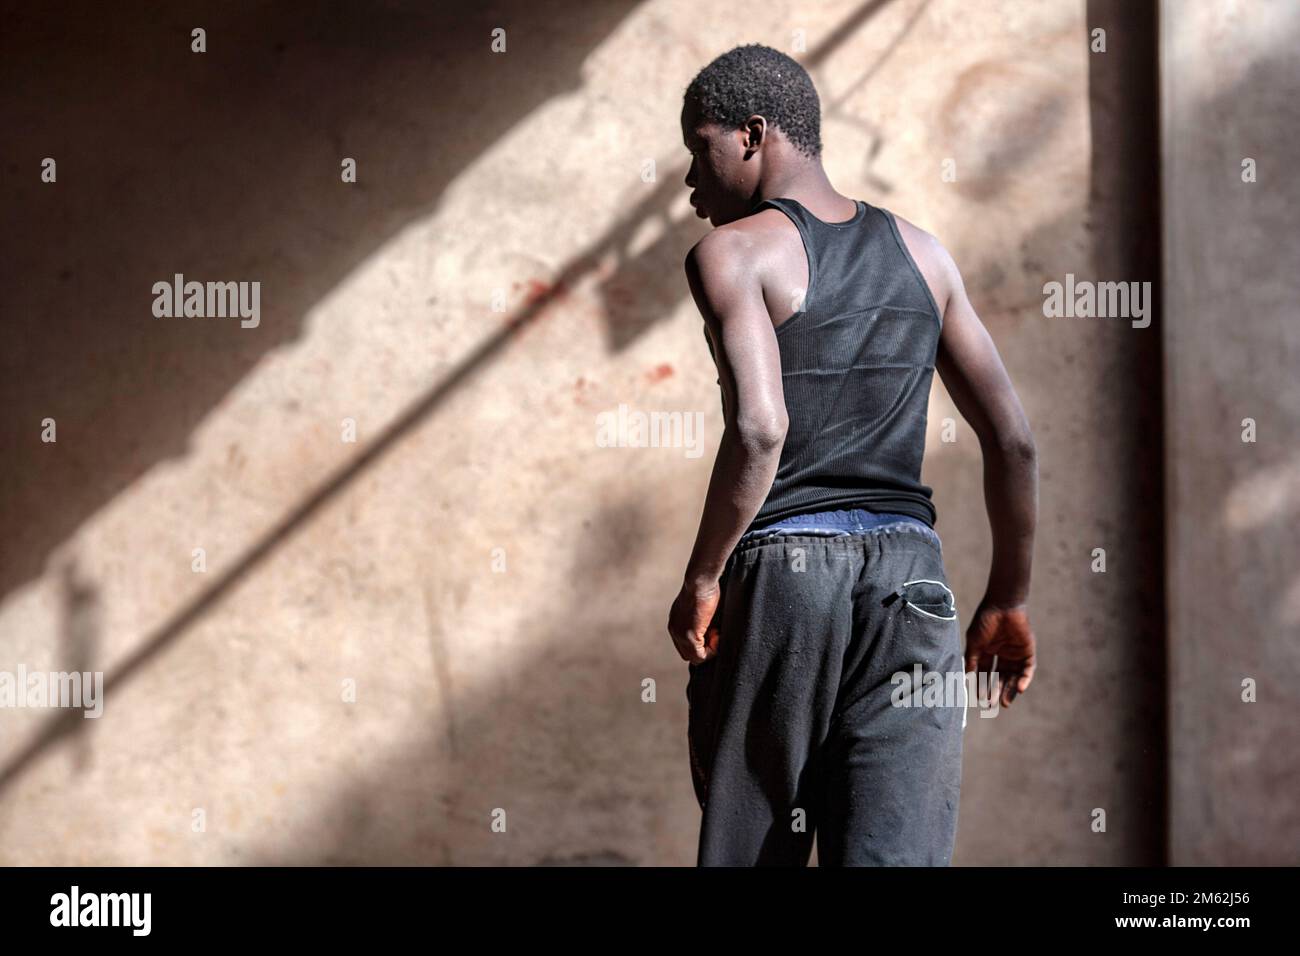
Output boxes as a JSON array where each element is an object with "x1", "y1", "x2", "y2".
[{"x1": 738, "y1": 508, "x2": 939, "y2": 547}]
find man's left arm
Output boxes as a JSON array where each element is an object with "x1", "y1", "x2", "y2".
[{"x1": 667, "y1": 231, "x2": 788, "y2": 663}]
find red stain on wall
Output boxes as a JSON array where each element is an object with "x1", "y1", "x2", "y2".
[
  {"x1": 645, "y1": 363, "x2": 674, "y2": 384},
  {"x1": 573, "y1": 375, "x2": 597, "y2": 407},
  {"x1": 521, "y1": 278, "x2": 554, "y2": 307},
  {"x1": 506, "y1": 277, "x2": 570, "y2": 330}
]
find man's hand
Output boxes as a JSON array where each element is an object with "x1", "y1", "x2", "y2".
[
  {"x1": 964, "y1": 600, "x2": 1036, "y2": 708},
  {"x1": 668, "y1": 579, "x2": 722, "y2": 663}
]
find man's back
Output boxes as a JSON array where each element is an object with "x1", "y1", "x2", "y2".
[{"x1": 741, "y1": 196, "x2": 942, "y2": 532}]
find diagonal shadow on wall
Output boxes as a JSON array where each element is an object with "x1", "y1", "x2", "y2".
[
  {"x1": 0, "y1": 0, "x2": 908, "y2": 803},
  {"x1": 0, "y1": 0, "x2": 645, "y2": 601}
]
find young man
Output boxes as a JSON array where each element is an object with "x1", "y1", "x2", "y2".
[{"x1": 667, "y1": 44, "x2": 1038, "y2": 866}]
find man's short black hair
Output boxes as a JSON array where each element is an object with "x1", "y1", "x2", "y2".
[{"x1": 684, "y1": 44, "x2": 822, "y2": 157}]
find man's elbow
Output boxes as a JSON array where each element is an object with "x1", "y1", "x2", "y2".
[
  {"x1": 990, "y1": 423, "x2": 1036, "y2": 467},
  {"x1": 733, "y1": 413, "x2": 788, "y2": 453}
]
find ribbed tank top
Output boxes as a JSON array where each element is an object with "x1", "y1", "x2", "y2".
[{"x1": 742, "y1": 196, "x2": 943, "y2": 533}]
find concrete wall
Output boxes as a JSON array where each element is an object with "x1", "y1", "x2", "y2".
[
  {"x1": 1, "y1": 0, "x2": 1170, "y2": 864},
  {"x1": 1161, "y1": 0, "x2": 1300, "y2": 864}
]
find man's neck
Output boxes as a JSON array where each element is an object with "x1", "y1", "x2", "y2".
[{"x1": 755, "y1": 161, "x2": 855, "y2": 220}]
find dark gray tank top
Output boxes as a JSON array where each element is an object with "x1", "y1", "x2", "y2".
[{"x1": 741, "y1": 196, "x2": 944, "y2": 532}]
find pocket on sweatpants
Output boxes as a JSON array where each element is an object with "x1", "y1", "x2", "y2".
[
  {"x1": 883, "y1": 575, "x2": 967, "y2": 730},
  {"x1": 892, "y1": 578, "x2": 958, "y2": 621}
]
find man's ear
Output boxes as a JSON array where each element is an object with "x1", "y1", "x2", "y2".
[{"x1": 742, "y1": 114, "x2": 767, "y2": 157}]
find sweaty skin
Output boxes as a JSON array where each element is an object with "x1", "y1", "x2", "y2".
[{"x1": 667, "y1": 98, "x2": 1038, "y2": 709}]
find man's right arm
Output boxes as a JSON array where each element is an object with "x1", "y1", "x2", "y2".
[{"x1": 901, "y1": 223, "x2": 1038, "y2": 708}]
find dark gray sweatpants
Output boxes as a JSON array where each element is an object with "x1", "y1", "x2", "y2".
[{"x1": 686, "y1": 525, "x2": 967, "y2": 866}]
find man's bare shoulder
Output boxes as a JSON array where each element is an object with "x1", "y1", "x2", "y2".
[
  {"x1": 888, "y1": 211, "x2": 961, "y2": 310},
  {"x1": 684, "y1": 209, "x2": 793, "y2": 279}
]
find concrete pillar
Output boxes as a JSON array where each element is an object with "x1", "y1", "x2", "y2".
[{"x1": 1161, "y1": 0, "x2": 1300, "y2": 864}]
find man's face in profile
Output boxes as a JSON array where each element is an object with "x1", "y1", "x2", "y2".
[{"x1": 680, "y1": 97, "x2": 757, "y2": 228}]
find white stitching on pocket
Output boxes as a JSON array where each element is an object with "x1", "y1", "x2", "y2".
[{"x1": 898, "y1": 578, "x2": 958, "y2": 621}]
